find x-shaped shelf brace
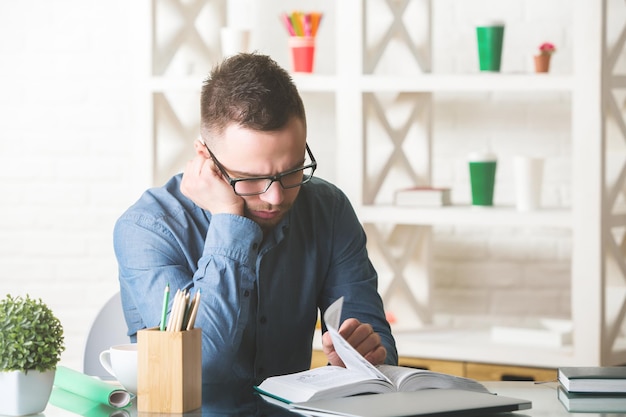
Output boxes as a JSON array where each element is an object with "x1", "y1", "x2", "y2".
[
  {"x1": 361, "y1": 90, "x2": 432, "y2": 325},
  {"x1": 365, "y1": 223, "x2": 433, "y2": 326},
  {"x1": 363, "y1": 92, "x2": 431, "y2": 204},
  {"x1": 364, "y1": 0, "x2": 430, "y2": 74},
  {"x1": 152, "y1": 0, "x2": 213, "y2": 76},
  {"x1": 153, "y1": 92, "x2": 200, "y2": 184}
]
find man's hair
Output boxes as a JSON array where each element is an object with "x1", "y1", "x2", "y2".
[{"x1": 200, "y1": 53, "x2": 306, "y2": 141}]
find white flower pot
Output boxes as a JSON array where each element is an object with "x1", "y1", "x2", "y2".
[{"x1": 0, "y1": 369, "x2": 55, "y2": 416}]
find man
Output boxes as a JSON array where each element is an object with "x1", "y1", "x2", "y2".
[{"x1": 114, "y1": 53, "x2": 397, "y2": 386}]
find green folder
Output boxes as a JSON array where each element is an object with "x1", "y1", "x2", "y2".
[{"x1": 53, "y1": 366, "x2": 132, "y2": 409}]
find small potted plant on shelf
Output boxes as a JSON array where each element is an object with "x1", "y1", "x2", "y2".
[
  {"x1": 0, "y1": 294, "x2": 65, "y2": 416},
  {"x1": 534, "y1": 42, "x2": 556, "y2": 73}
]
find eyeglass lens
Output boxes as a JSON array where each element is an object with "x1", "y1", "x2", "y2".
[{"x1": 233, "y1": 166, "x2": 314, "y2": 195}]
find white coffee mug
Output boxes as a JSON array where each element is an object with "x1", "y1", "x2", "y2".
[{"x1": 99, "y1": 343, "x2": 138, "y2": 394}]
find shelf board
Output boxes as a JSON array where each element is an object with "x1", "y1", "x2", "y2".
[
  {"x1": 356, "y1": 205, "x2": 572, "y2": 228},
  {"x1": 147, "y1": 73, "x2": 573, "y2": 94},
  {"x1": 294, "y1": 73, "x2": 574, "y2": 93},
  {"x1": 359, "y1": 73, "x2": 574, "y2": 92},
  {"x1": 146, "y1": 74, "x2": 340, "y2": 93},
  {"x1": 291, "y1": 74, "x2": 340, "y2": 92}
]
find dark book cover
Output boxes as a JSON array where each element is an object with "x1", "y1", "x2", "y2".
[{"x1": 559, "y1": 367, "x2": 626, "y2": 393}]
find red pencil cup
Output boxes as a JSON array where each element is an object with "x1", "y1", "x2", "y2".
[{"x1": 288, "y1": 36, "x2": 316, "y2": 73}]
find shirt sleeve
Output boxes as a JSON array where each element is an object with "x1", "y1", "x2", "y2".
[
  {"x1": 113, "y1": 210, "x2": 263, "y2": 382},
  {"x1": 191, "y1": 213, "x2": 263, "y2": 379},
  {"x1": 317, "y1": 189, "x2": 399, "y2": 366}
]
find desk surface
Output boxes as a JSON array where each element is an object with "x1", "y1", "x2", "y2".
[{"x1": 41, "y1": 381, "x2": 626, "y2": 417}]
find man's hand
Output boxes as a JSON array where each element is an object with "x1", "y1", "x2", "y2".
[
  {"x1": 322, "y1": 318, "x2": 387, "y2": 367},
  {"x1": 180, "y1": 140, "x2": 245, "y2": 215}
]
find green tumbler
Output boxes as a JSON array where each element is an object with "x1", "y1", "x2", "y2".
[
  {"x1": 476, "y1": 22, "x2": 505, "y2": 72},
  {"x1": 468, "y1": 152, "x2": 497, "y2": 206}
]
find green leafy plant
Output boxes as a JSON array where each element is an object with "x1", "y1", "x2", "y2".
[{"x1": 0, "y1": 294, "x2": 65, "y2": 373}]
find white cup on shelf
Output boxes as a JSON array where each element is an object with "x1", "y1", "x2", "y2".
[
  {"x1": 220, "y1": 27, "x2": 250, "y2": 58},
  {"x1": 514, "y1": 156, "x2": 544, "y2": 212}
]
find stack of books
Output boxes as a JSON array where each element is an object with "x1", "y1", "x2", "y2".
[{"x1": 557, "y1": 366, "x2": 626, "y2": 412}]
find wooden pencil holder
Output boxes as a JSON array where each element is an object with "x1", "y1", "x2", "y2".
[{"x1": 137, "y1": 327, "x2": 202, "y2": 413}]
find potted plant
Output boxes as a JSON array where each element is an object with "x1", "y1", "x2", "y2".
[
  {"x1": 0, "y1": 294, "x2": 65, "y2": 416},
  {"x1": 534, "y1": 42, "x2": 556, "y2": 73}
]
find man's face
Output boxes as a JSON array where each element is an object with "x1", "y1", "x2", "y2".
[{"x1": 211, "y1": 117, "x2": 308, "y2": 233}]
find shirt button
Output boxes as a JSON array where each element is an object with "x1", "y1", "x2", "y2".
[
  {"x1": 243, "y1": 290, "x2": 250, "y2": 297},
  {"x1": 259, "y1": 316, "x2": 267, "y2": 324},
  {"x1": 252, "y1": 242, "x2": 258, "y2": 250}
]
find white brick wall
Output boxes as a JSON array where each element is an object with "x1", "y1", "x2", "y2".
[
  {"x1": 0, "y1": 0, "x2": 576, "y2": 371},
  {"x1": 0, "y1": 1, "x2": 144, "y2": 371}
]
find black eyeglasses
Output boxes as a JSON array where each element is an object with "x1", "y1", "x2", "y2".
[{"x1": 202, "y1": 142, "x2": 317, "y2": 196}]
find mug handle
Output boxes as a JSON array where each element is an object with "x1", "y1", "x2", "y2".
[{"x1": 99, "y1": 350, "x2": 116, "y2": 377}]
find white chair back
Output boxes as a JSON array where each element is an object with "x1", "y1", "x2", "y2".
[{"x1": 82, "y1": 291, "x2": 129, "y2": 379}]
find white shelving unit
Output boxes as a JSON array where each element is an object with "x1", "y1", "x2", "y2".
[
  {"x1": 142, "y1": 0, "x2": 626, "y2": 368},
  {"x1": 327, "y1": 0, "x2": 626, "y2": 368}
]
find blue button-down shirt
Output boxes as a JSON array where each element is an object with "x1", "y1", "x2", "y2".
[{"x1": 113, "y1": 174, "x2": 397, "y2": 386}]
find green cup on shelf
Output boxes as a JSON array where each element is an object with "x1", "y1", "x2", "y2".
[
  {"x1": 476, "y1": 21, "x2": 505, "y2": 72},
  {"x1": 468, "y1": 151, "x2": 497, "y2": 206}
]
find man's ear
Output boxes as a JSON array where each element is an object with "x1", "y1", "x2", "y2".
[{"x1": 194, "y1": 139, "x2": 209, "y2": 157}]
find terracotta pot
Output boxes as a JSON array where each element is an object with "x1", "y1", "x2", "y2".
[{"x1": 534, "y1": 54, "x2": 551, "y2": 73}]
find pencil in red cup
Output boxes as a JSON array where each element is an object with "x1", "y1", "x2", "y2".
[
  {"x1": 304, "y1": 13, "x2": 312, "y2": 37},
  {"x1": 280, "y1": 11, "x2": 323, "y2": 39},
  {"x1": 291, "y1": 11, "x2": 305, "y2": 36},
  {"x1": 310, "y1": 12, "x2": 322, "y2": 37},
  {"x1": 281, "y1": 11, "x2": 323, "y2": 73},
  {"x1": 280, "y1": 12, "x2": 295, "y2": 36}
]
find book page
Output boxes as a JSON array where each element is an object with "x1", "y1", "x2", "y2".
[
  {"x1": 377, "y1": 365, "x2": 490, "y2": 394},
  {"x1": 324, "y1": 297, "x2": 389, "y2": 382},
  {"x1": 274, "y1": 366, "x2": 374, "y2": 389},
  {"x1": 376, "y1": 364, "x2": 427, "y2": 387},
  {"x1": 256, "y1": 366, "x2": 392, "y2": 404}
]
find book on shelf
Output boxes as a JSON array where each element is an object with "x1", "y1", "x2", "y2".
[
  {"x1": 558, "y1": 366, "x2": 626, "y2": 393},
  {"x1": 393, "y1": 186, "x2": 452, "y2": 207},
  {"x1": 254, "y1": 297, "x2": 490, "y2": 404},
  {"x1": 558, "y1": 386, "x2": 626, "y2": 413}
]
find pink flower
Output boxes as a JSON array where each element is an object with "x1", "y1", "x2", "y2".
[{"x1": 538, "y1": 42, "x2": 556, "y2": 55}]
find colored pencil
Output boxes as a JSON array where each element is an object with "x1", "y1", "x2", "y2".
[
  {"x1": 280, "y1": 11, "x2": 323, "y2": 38},
  {"x1": 159, "y1": 283, "x2": 170, "y2": 331}
]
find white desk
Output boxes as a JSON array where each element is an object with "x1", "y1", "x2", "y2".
[
  {"x1": 482, "y1": 381, "x2": 625, "y2": 416},
  {"x1": 40, "y1": 381, "x2": 626, "y2": 417}
]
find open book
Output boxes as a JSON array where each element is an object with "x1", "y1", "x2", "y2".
[{"x1": 255, "y1": 297, "x2": 490, "y2": 404}]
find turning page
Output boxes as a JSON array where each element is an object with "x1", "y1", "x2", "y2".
[{"x1": 324, "y1": 297, "x2": 389, "y2": 383}]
